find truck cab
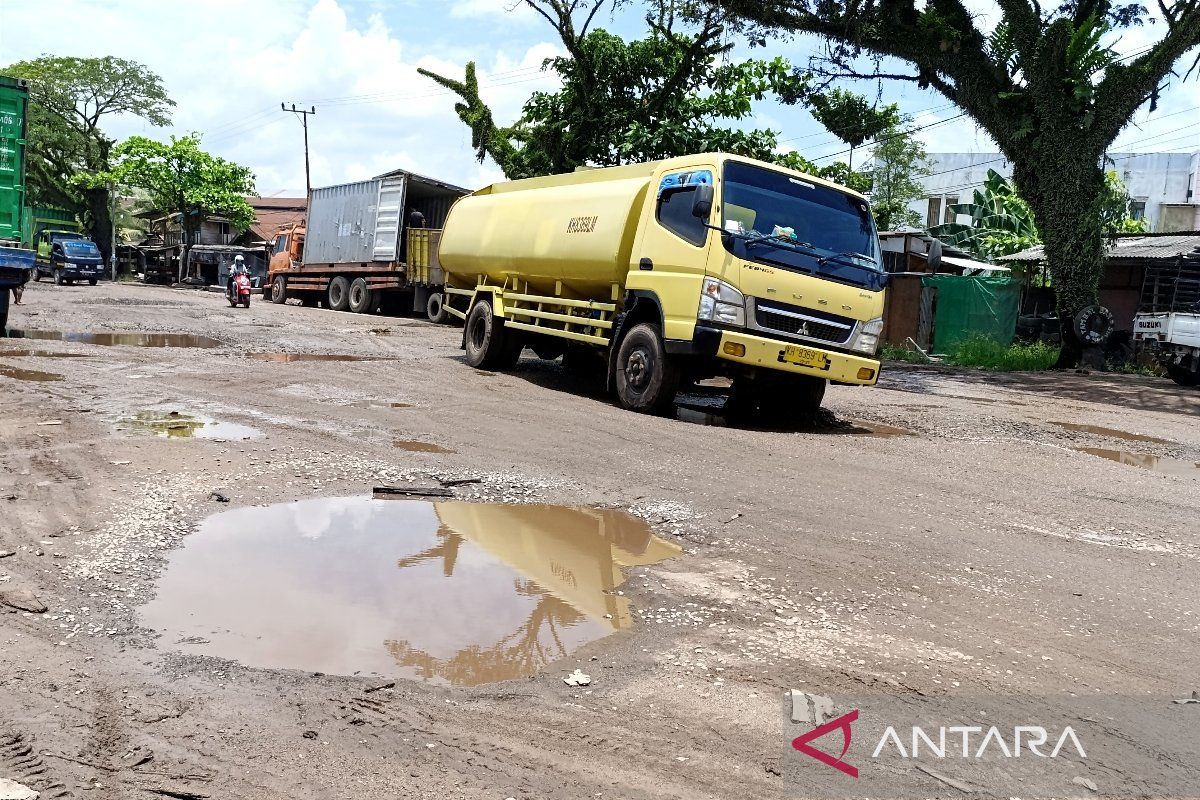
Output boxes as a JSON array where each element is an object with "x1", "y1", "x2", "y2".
[
  {"x1": 1133, "y1": 246, "x2": 1200, "y2": 387},
  {"x1": 35, "y1": 230, "x2": 103, "y2": 285}
]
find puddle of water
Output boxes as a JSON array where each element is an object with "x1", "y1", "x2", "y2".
[
  {"x1": 1077, "y1": 447, "x2": 1199, "y2": 477},
  {"x1": 120, "y1": 411, "x2": 262, "y2": 440},
  {"x1": 0, "y1": 363, "x2": 63, "y2": 382},
  {"x1": 1054, "y1": 422, "x2": 1172, "y2": 445},
  {"x1": 249, "y1": 353, "x2": 390, "y2": 363},
  {"x1": 394, "y1": 440, "x2": 454, "y2": 453},
  {"x1": 5, "y1": 330, "x2": 223, "y2": 348},
  {"x1": 0, "y1": 348, "x2": 91, "y2": 358},
  {"x1": 141, "y1": 498, "x2": 680, "y2": 685}
]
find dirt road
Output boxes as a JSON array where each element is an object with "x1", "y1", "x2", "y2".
[{"x1": 2, "y1": 281, "x2": 1198, "y2": 799}]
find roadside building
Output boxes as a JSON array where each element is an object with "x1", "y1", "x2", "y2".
[{"x1": 911, "y1": 151, "x2": 1200, "y2": 233}]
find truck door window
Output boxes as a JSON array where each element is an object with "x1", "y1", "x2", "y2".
[
  {"x1": 655, "y1": 170, "x2": 712, "y2": 247},
  {"x1": 274, "y1": 235, "x2": 289, "y2": 255}
]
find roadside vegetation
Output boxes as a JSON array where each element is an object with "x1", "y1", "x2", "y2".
[{"x1": 944, "y1": 334, "x2": 1060, "y2": 372}]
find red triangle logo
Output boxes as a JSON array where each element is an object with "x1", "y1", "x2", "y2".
[{"x1": 792, "y1": 709, "x2": 859, "y2": 778}]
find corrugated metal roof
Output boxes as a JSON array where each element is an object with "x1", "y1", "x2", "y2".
[{"x1": 1000, "y1": 233, "x2": 1200, "y2": 262}]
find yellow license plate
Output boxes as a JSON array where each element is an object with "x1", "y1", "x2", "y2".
[{"x1": 781, "y1": 345, "x2": 830, "y2": 370}]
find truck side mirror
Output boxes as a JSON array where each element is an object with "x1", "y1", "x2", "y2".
[{"x1": 691, "y1": 183, "x2": 714, "y2": 219}]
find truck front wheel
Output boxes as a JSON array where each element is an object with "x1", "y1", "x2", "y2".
[
  {"x1": 614, "y1": 323, "x2": 679, "y2": 414},
  {"x1": 271, "y1": 275, "x2": 287, "y2": 304},
  {"x1": 328, "y1": 276, "x2": 351, "y2": 311}
]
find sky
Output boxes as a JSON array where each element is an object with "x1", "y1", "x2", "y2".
[{"x1": 1, "y1": 0, "x2": 1198, "y2": 198}]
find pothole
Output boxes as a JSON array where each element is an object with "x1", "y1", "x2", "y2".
[
  {"x1": 1076, "y1": 447, "x2": 1199, "y2": 477},
  {"x1": 0, "y1": 364, "x2": 63, "y2": 382},
  {"x1": 118, "y1": 410, "x2": 262, "y2": 440},
  {"x1": 1053, "y1": 421, "x2": 1172, "y2": 445},
  {"x1": 140, "y1": 497, "x2": 680, "y2": 685},
  {"x1": 4, "y1": 330, "x2": 223, "y2": 348},
  {"x1": 394, "y1": 440, "x2": 454, "y2": 453}
]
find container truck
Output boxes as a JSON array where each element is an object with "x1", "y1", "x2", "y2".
[
  {"x1": 437, "y1": 153, "x2": 887, "y2": 415},
  {"x1": 264, "y1": 169, "x2": 469, "y2": 319},
  {"x1": 1133, "y1": 245, "x2": 1200, "y2": 387},
  {"x1": 0, "y1": 75, "x2": 31, "y2": 331}
]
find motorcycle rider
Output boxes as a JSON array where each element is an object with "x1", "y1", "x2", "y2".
[{"x1": 227, "y1": 255, "x2": 246, "y2": 300}]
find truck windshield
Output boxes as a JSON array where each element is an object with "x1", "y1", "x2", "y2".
[{"x1": 721, "y1": 161, "x2": 884, "y2": 290}]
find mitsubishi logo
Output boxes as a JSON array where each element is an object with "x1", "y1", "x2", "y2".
[{"x1": 797, "y1": 321, "x2": 810, "y2": 337}]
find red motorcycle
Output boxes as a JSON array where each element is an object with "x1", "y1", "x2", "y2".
[{"x1": 227, "y1": 272, "x2": 252, "y2": 308}]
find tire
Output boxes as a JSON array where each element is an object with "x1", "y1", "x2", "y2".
[
  {"x1": 327, "y1": 275, "x2": 351, "y2": 311},
  {"x1": 88, "y1": 278, "x2": 98, "y2": 286},
  {"x1": 0, "y1": 290, "x2": 9, "y2": 334},
  {"x1": 614, "y1": 323, "x2": 679, "y2": 414},
  {"x1": 1167, "y1": 364, "x2": 1200, "y2": 387},
  {"x1": 348, "y1": 277, "x2": 375, "y2": 314},
  {"x1": 463, "y1": 298, "x2": 512, "y2": 369},
  {"x1": 1074, "y1": 305, "x2": 1115, "y2": 345},
  {"x1": 242, "y1": 296, "x2": 251, "y2": 308},
  {"x1": 54, "y1": 269, "x2": 64, "y2": 286},
  {"x1": 271, "y1": 275, "x2": 287, "y2": 304},
  {"x1": 33, "y1": 270, "x2": 41, "y2": 283},
  {"x1": 426, "y1": 291, "x2": 448, "y2": 324}
]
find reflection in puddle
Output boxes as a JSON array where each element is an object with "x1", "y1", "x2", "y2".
[
  {"x1": 1054, "y1": 422, "x2": 1172, "y2": 445},
  {"x1": 395, "y1": 440, "x2": 454, "y2": 453},
  {"x1": 120, "y1": 411, "x2": 262, "y2": 440},
  {"x1": 249, "y1": 353, "x2": 391, "y2": 363},
  {"x1": 140, "y1": 498, "x2": 680, "y2": 685},
  {"x1": 0, "y1": 348, "x2": 91, "y2": 358},
  {"x1": 5, "y1": 330, "x2": 222, "y2": 348},
  {"x1": 0, "y1": 363, "x2": 63, "y2": 382},
  {"x1": 1077, "y1": 447, "x2": 1199, "y2": 477}
]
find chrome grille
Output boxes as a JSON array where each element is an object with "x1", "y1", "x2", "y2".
[{"x1": 752, "y1": 299, "x2": 855, "y2": 344}]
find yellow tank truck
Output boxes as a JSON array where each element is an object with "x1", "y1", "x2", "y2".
[{"x1": 437, "y1": 153, "x2": 887, "y2": 415}]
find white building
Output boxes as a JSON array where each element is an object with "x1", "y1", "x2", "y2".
[{"x1": 909, "y1": 151, "x2": 1200, "y2": 233}]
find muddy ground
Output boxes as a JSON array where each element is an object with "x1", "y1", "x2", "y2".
[{"x1": 2, "y1": 281, "x2": 1198, "y2": 799}]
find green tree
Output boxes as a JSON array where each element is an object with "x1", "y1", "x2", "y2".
[
  {"x1": 807, "y1": 89, "x2": 900, "y2": 170},
  {"x1": 3, "y1": 56, "x2": 174, "y2": 264},
  {"x1": 1098, "y1": 169, "x2": 1150, "y2": 233},
  {"x1": 89, "y1": 134, "x2": 254, "y2": 273},
  {"x1": 867, "y1": 120, "x2": 931, "y2": 230},
  {"x1": 418, "y1": 0, "x2": 812, "y2": 179},
  {"x1": 713, "y1": 0, "x2": 1200, "y2": 363}
]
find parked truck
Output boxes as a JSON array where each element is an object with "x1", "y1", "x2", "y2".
[
  {"x1": 1133, "y1": 245, "x2": 1200, "y2": 387},
  {"x1": 264, "y1": 169, "x2": 469, "y2": 319},
  {"x1": 437, "y1": 153, "x2": 887, "y2": 414},
  {"x1": 0, "y1": 75, "x2": 31, "y2": 331}
]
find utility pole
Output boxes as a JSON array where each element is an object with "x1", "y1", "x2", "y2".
[{"x1": 282, "y1": 103, "x2": 316, "y2": 196}]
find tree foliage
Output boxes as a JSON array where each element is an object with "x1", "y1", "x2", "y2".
[
  {"x1": 420, "y1": 0, "x2": 815, "y2": 179},
  {"x1": 930, "y1": 170, "x2": 1041, "y2": 259},
  {"x1": 713, "y1": 0, "x2": 1200, "y2": 361},
  {"x1": 867, "y1": 120, "x2": 931, "y2": 230},
  {"x1": 90, "y1": 134, "x2": 255, "y2": 247},
  {"x1": 807, "y1": 89, "x2": 900, "y2": 153},
  {"x1": 2, "y1": 56, "x2": 174, "y2": 259}
]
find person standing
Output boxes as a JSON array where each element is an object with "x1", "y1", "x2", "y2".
[{"x1": 408, "y1": 208, "x2": 426, "y2": 229}]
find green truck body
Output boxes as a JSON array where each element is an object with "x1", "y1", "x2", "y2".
[{"x1": 0, "y1": 75, "x2": 29, "y2": 245}]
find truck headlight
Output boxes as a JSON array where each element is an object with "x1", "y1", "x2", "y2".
[
  {"x1": 849, "y1": 317, "x2": 884, "y2": 355},
  {"x1": 698, "y1": 277, "x2": 745, "y2": 327}
]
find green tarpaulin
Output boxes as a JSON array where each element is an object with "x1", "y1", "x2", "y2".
[{"x1": 921, "y1": 274, "x2": 1021, "y2": 354}]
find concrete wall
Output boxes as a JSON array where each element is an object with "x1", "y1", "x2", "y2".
[{"x1": 908, "y1": 150, "x2": 1200, "y2": 233}]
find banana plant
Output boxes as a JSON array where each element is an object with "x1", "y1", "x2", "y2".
[{"x1": 929, "y1": 169, "x2": 1040, "y2": 261}]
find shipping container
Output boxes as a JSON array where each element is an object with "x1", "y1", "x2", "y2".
[
  {"x1": 266, "y1": 168, "x2": 468, "y2": 319},
  {"x1": 0, "y1": 76, "x2": 29, "y2": 245}
]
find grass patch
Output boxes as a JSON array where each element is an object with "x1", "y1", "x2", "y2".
[
  {"x1": 943, "y1": 333, "x2": 1059, "y2": 371},
  {"x1": 880, "y1": 343, "x2": 932, "y2": 364}
]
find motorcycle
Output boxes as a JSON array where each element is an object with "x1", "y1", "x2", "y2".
[{"x1": 227, "y1": 272, "x2": 252, "y2": 308}]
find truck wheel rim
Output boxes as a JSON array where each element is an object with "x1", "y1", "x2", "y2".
[
  {"x1": 469, "y1": 314, "x2": 487, "y2": 350},
  {"x1": 627, "y1": 349, "x2": 650, "y2": 389}
]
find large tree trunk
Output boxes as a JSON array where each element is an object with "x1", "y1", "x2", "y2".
[
  {"x1": 85, "y1": 187, "x2": 113, "y2": 268},
  {"x1": 1014, "y1": 156, "x2": 1107, "y2": 368}
]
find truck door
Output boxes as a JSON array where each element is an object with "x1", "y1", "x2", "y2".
[{"x1": 626, "y1": 168, "x2": 715, "y2": 341}]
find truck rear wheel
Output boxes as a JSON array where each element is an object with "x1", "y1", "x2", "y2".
[
  {"x1": 614, "y1": 323, "x2": 679, "y2": 414},
  {"x1": 464, "y1": 298, "x2": 514, "y2": 369},
  {"x1": 54, "y1": 268, "x2": 64, "y2": 286},
  {"x1": 426, "y1": 292, "x2": 448, "y2": 324},
  {"x1": 271, "y1": 275, "x2": 287, "y2": 304},
  {"x1": 328, "y1": 276, "x2": 351, "y2": 311},
  {"x1": 348, "y1": 278, "x2": 375, "y2": 314}
]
